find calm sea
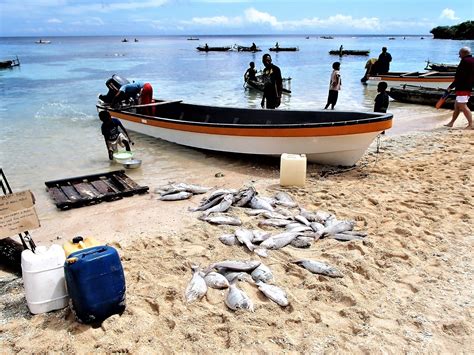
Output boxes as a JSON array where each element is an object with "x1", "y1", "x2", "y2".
[{"x1": 0, "y1": 35, "x2": 472, "y2": 212}]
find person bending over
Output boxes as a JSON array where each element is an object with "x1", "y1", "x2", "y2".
[{"x1": 99, "y1": 111, "x2": 133, "y2": 160}]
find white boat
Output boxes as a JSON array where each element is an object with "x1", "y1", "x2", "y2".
[
  {"x1": 35, "y1": 39, "x2": 51, "y2": 44},
  {"x1": 97, "y1": 77, "x2": 392, "y2": 166},
  {"x1": 364, "y1": 71, "x2": 454, "y2": 88}
]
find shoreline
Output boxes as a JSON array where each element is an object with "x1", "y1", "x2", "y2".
[{"x1": 1, "y1": 123, "x2": 473, "y2": 353}]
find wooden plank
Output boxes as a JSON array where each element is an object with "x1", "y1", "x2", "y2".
[
  {"x1": 73, "y1": 182, "x2": 101, "y2": 200},
  {"x1": 60, "y1": 185, "x2": 82, "y2": 201},
  {"x1": 47, "y1": 187, "x2": 70, "y2": 205},
  {"x1": 90, "y1": 180, "x2": 114, "y2": 194}
]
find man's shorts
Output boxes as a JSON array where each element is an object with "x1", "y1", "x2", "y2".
[
  {"x1": 455, "y1": 91, "x2": 471, "y2": 103},
  {"x1": 106, "y1": 133, "x2": 129, "y2": 152}
]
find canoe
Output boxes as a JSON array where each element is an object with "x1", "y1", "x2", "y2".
[
  {"x1": 269, "y1": 47, "x2": 299, "y2": 52},
  {"x1": 329, "y1": 49, "x2": 369, "y2": 56},
  {"x1": 364, "y1": 71, "x2": 454, "y2": 88},
  {"x1": 35, "y1": 40, "x2": 51, "y2": 44},
  {"x1": 245, "y1": 75, "x2": 292, "y2": 95},
  {"x1": 236, "y1": 46, "x2": 261, "y2": 52},
  {"x1": 0, "y1": 56, "x2": 20, "y2": 69},
  {"x1": 187, "y1": 37, "x2": 199, "y2": 40},
  {"x1": 388, "y1": 85, "x2": 473, "y2": 109},
  {"x1": 197, "y1": 46, "x2": 232, "y2": 52},
  {"x1": 424, "y1": 62, "x2": 458, "y2": 72},
  {"x1": 96, "y1": 99, "x2": 392, "y2": 166}
]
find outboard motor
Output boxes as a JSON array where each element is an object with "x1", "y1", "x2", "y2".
[{"x1": 99, "y1": 74, "x2": 129, "y2": 104}]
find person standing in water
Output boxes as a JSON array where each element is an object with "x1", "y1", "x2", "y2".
[
  {"x1": 260, "y1": 53, "x2": 283, "y2": 109},
  {"x1": 324, "y1": 62, "x2": 341, "y2": 110}
]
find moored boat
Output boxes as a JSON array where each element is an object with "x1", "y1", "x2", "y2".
[
  {"x1": 96, "y1": 78, "x2": 392, "y2": 166},
  {"x1": 269, "y1": 47, "x2": 299, "y2": 52},
  {"x1": 388, "y1": 85, "x2": 473, "y2": 109},
  {"x1": 236, "y1": 45, "x2": 261, "y2": 52},
  {"x1": 364, "y1": 71, "x2": 454, "y2": 88},
  {"x1": 329, "y1": 49, "x2": 370, "y2": 56},
  {"x1": 0, "y1": 56, "x2": 20, "y2": 69},
  {"x1": 187, "y1": 37, "x2": 199, "y2": 40},
  {"x1": 197, "y1": 46, "x2": 232, "y2": 52},
  {"x1": 35, "y1": 39, "x2": 51, "y2": 44},
  {"x1": 424, "y1": 61, "x2": 458, "y2": 72}
]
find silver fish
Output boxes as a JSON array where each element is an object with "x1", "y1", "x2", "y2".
[
  {"x1": 260, "y1": 232, "x2": 299, "y2": 250},
  {"x1": 225, "y1": 283, "x2": 254, "y2": 312},
  {"x1": 206, "y1": 188, "x2": 237, "y2": 201},
  {"x1": 274, "y1": 192, "x2": 298, "y2": 208},
  {"x1": 310, "y1": 222, "x2": 325, "y2": 234},
  {"x1": 254, "y1": 248, "x2": 269, "y2": 258},
  {"x1": 204, "y1": 272, "x2": 230, "y2": 289},
  {"x1": 234, "y1": 186, "x2": 257, "y2": 207},
  {"x1": 290, "y1": 236, "x2": 314, "y2": 248},
  {"x1": 244, "y1": 209, "x2": 268, "y2": 216},
  {"x1": 250, "y1": 263, "x2": 274, "y2": 283},
  {"x1": 220, "y1": 271, "x2": 254, "y2": 283},
  {"x1": 275, "y1": 207, "x2": 294, "y2": 217},
  {"x1": 235, "y1": 228, "x2": 255, "y2": 252},
  {"x1": 316, "y1": 211, "x2": 334, "y2": 223},
  {"x1": 328, "y1": 233, "x2": 364, "y2": 242},
  {"x1": 198, "y1": 214, "x2": 242, "y2": 226},
  {"x1": 261, "y1": 211, "x2": 293, "y2": 220},
  {"x1": 285, "y1": 222, "x2": 306, "y2": 230},
  {"x1": 249, "y1": 196, "x2": 274, "y2": 211},
  {"x1": 258, "y1": 219, "x2": 293, "y2": 228},
  {"x1": 294, "y1": 215, "x2": 311, "y2": 226},
  {"x1": 185, "y1": 265, "x2": 208, "y2": 303},
  {"x1": 218, "y1": 233, "x2": 239, "y2": 246},
  {"x1": 202, "y1": 194, "x2": 233, "y2": 215},
  {"x1": 292, "y1": 259, "x2": 343, "y2": 278},
  {"x1": 210, "y1": 260, "x2": 261, "y2": 272},
  {"x1": 160, "y1": 191, "x2": 193, "y2": 201},
  {"x1": 321, "y1": 220, "x2": 355, "y2": 237},
  {"x1": 286, "y1": 225, "x2": 312, "y2": 233},
  {"x1": 298, "y1": 208, "x2": 318, "y2": 222},
  {"x1": 256, "y1": 281, "x2": 289, "y2": 307},
  {"x1": 251, "y1": 230, "x2": 272, "y2": 244},
  {"x1": 189, "y1": 195, "x2": 223, "y2": 212},
  {"x1": 173, "y1": 182, "x2": 211, "y2": 194}
]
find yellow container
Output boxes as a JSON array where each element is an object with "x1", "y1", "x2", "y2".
[
  {"x1": 63, "y1": 236, "x2": 101, "y2": 257},
  {"x1": 280, "y1": 153, "x2": 307, "y2": 187}
]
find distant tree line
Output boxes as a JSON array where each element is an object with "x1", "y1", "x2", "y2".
[{"x1": 430, "y1": 21, "x2": 474, "y2": 40}]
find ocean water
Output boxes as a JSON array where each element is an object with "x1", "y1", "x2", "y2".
[{"x1": 0, "y1": 35, "x2": 472, "y2": 211}]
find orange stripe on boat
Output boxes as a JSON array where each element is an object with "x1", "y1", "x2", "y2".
[{"x1": 112, "y1": 111, "x2": 392, "y2": 137}]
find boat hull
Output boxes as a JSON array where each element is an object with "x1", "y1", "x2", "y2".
[
  {"x1": 366, "y1": 72, "x2": 454, "y2": 88},
  {"x1": 99, "y1": 102, "x2": 392, "y2": 166},
  {"x1": 388, "y1": 86, "x2": 473, "y2": 109}
]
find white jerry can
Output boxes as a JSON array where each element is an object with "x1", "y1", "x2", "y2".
[
  {"x1": 280, "y1": 153, "x2": 307, "y2": 187},
  {"x1": 21, "y1": 244, "x2": 69, "y2": 314}
]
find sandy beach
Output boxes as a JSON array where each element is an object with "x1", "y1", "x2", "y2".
[{"x1": 1, "y1": 115, "x2": 473, "y2": 353}]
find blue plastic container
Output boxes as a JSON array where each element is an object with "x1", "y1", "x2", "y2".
[{"x1": 64, "y1": 245, "x2": 126, "y2": 323}]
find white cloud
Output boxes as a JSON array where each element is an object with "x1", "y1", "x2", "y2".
[
  {"x1": 184, "y1": 16, "x2": 242, "y2": 26},
  {"x1": 47, "y1": 18, "x2": 62, "y2": 24},
  {"x1": 244, "y1": 8, "x2": 279, "y2": 27},
  {"x1": 71, "y1": 17, "x2": 105, "y2": 26},
  {"x1": 440, "y1": 8, "x2": 459, "y2": 20}
]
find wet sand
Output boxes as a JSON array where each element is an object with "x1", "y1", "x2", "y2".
[{"x1": 1, "y1": 111, "x2": 473, "y2": 353}]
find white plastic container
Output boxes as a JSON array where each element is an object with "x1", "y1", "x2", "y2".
[
  {"x1": 21, "y1": 245, "x2": 69, "y2": 314},
  {"x1": 280, "y1": 153, "x2": 307, "y2": 187}
]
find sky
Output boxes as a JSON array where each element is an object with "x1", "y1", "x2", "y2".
[{"x1": 0, "y1": 0, "x2": 472, "y2": 37}]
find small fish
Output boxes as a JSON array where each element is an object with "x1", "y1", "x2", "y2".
[
  {"x1": 292, "y1": 259, "x2": 343, "y2": 278},
  {"x1": 225, "y1": 282, "x2": 254, "y2": 312},
  {"x1": 244, "y1": 209, "x2": 268, "y2": 216},
  {"x1": 298, "y1": 208, "x2": 318, "y2": 222},
  {"x1": 210, "y1": 260, "x2": 261, "y2": 272},
  {"x1": 218, "y1": 233, "x2": 239, "y2": 246},
  {"x1": 290, "y1": 236, "x2": 314, "y2": 248},
  {"x1": 198, "y1": 214, "x2": 242, "y2": 226},
  {"x1": 321, "y1": 220, "x2": 355, "y2": 237},
  {"x1": 202, "y1": 194, "x2": 233, "y2": 215},
  {"x1": 285, "y1": 222, "x2": 306, "y2": 230},
  {"x1": 220, "y1": 271, "x2": 254, "y2": 283},
  {"x1": 316, "y1": 211, "x2": 334, "y2": 223},
  {"x1": 185, "y1": 265, "x2": 208, "y2": 303},
  {"x1": 260, "y1": 232, "x2": 299, "y2": 250},
  {"x1": 160, "y1": 191, "x2": 193, "y2": 201},
  {"x1": 234, "y1": 186, "x2": 257, "y2": 207},
  {"x1": 309, "y1": 222, "x2": 325, "y2": 234},
  {"x1": 328, "y1": 233, "x2": 364, "y2": 242},
  {"x1": 235, "y1": 228, "x2": 255, "y2": 252},
  {"x1": 204, "y1": 272, "x2": 230, "y2": 289},
  {"x1": 258, "y1": 219, "x2": 293, "y2": 228},
  {"x1": 261, "y1": 211, "x2": 293, "y2": 220},
  {"x1": 250, "y1": 263, "x2": 274, "y2": 283},
  {"x1": 251, "y1": 230, "x2": 272, "y2": 244},
  {"x1": 256, "y1": 281, "x2": 289, "y2": 307},
  {"x1": 274, "y1": 191, "x2": 298, "y2": 208},
  {"x1": 294, "y1": 215, "x2": 311, "y2": 226},
  {"x1": 249, "y1": 196, "x2": 274, "y2": 211},
  {"x1": 286, "y1": 225, "x2": 312, "y2": 233},
  {"x1": 173, "y1": 182, "x2": 211, "y2": 194}
]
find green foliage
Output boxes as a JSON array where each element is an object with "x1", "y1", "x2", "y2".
[{"x1": 430, "y1": 21, "x2": 474, "y2": 40}]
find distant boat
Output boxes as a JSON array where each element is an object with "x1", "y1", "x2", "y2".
[
  {"x1": 425, "y1": 61, "x2": 457, "y2": 72},
  {"x1": 329, "y1": 49, "x2": 370, "y2": 56},
  {"x1": 35, "y1": 39, "x2": 51, "y2": 44},
  {"x1": 305, "y1": 36, "x2": 310, "y2": 39},
  {"x1": 0, "y1": 56, "x2": 20, "y2": 69},
  {"x1": 388, "y1": 37, "x2": 396, "y2": 40},
  {"x1": 269, "y1": 47, "x2": 299, "y2": 52},
  {"x1": 196, "y1": 46, "x2": 232, "y2": 52},
  {"x1": 187, "y1": 37, "x2": 199, "y2": 40},
  {"x1": 320, "y1": 36, "x2": 334, "y2": 39},
  {"x1": 121, "y1": 38, "x2": 128, "y2": 42},
  {"x1": 235, "y1": 45, "x2": 261, "y2": 52},
  {"x1": 134, "y1": 38, "x2": 139, "y2": 42},
  {"x1": 388, "y1": 85, "x2": 473, "y2": 109}
]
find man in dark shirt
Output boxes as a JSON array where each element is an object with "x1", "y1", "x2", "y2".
[
  {"x1": 374, "y1": 81, "x2": 389, "y2": 113},
  {"x1": 99, "y1": 111, "x2": 133, "y2": 160},
  {"x1": 260, "y1": 54, "x2": 283, "y2": 109},
  {"x1": 377, "y1": 47, "x2": 392, "y2": 74},
  {"x1": 445, "y1": 47, "x2": 474, "y2": 129},
  {"x1": 244, "y1": 61, "x2": 257, "y2": 82}
]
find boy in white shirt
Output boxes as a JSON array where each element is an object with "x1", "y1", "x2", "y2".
[{"x1": 324, "y1": 62, "x2": 341, "y2": 110}]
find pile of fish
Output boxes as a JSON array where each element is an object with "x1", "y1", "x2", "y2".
[
  {"x1": 184, "y1": 258, "x2": 343, "y2": 311},
  {"x1": 155, "y1": 182, "x2": 211, "y2": 201}
]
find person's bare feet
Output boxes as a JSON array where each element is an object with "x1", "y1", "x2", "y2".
[
  {"x1": 464, "y1": 125, "x2": 473, "y2": 130},
  {"x1": 444, "y1": 122, "x2": 454, "y2": 127}
]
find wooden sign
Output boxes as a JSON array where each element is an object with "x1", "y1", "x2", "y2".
[{"x1": 0, "y1": 191, "x2": 40, "y2": 239}]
